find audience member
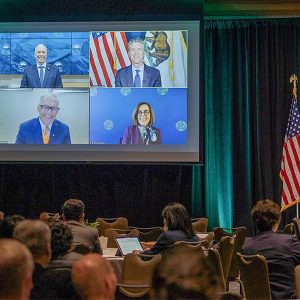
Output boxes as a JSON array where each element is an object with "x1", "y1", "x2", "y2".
[
  {"x1": 13, "y1": 220, "x2": 52, "y2": 300},
  {"x1": 0, "y1": 214, "x2": 25, "y2": 238},
  {"x1": 150, "y1": 245, "x2": 222, "y2": 299},
  {"x1": 62, "y1": 198, "x2": 103, "y2": 254},
  {"x1": 138, "y1": 202, "x2": 199, "y2": 255},
  {"x1": 72, "y1": 254, "x2": 117, "y2": 300},
  {"x1": 49, "y1": 220, "x2": 82, "y2": 266},
  {"x1": 242, "y1": 199, "x2": 300, "y2": 299},
  {"x1": 0, "y1": 239, "x2": 34, "y2": 300}
]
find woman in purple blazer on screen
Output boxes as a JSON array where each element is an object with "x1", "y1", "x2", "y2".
[{"x1": 121, "y1": 102, "x2": 162, "y2": 144}]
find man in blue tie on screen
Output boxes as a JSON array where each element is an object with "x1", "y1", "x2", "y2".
[
  {"x1": 115, "y1": 38, "x2": 161, "y2": 88},
  {"x1": 20, "y1": 44, "x2": 63, "y2": 88},
  {"x1": 15, "y1": 94, "x2": 71, "y2": 144}
]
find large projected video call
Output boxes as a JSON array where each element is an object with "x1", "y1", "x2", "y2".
[{"x1": 0, "y1": 21, "x2": 201, "y2": 162}]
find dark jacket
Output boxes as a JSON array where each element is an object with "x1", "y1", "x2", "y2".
[{"x1": 242, "y1": 231, "x2": 300, "y2": 299}]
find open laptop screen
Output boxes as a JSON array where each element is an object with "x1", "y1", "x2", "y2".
[{"x1": 115, "y1": 236, "x2": 144, "y2": 256}]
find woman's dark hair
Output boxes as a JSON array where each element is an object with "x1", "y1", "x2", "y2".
[
  {"x1": 251, "y1": 199, "x2": 281, "y2": 233},
  {"x1": 162, "y1": 202, "x2": 195, "y2": 239},
  {"x1": 132, "y1": 102, "x2": 155, "y2": 126},
  {"x1": 0, "y1": 215, "x2": 25, "y2": 238},
  {"x1": 151, "y1": 245, "x2": 222, "y2": 299},
  {"x1": 49, "y1": 221, "x2": 73, "y2": 259}
]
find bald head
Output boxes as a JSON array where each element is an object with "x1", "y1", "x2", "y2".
[
  {"x1": 72, "y1": 254, "x2": 117, "y2": 300},
  {"x1": 0, "y1": 239, "x2": 34, "y2": 299}
]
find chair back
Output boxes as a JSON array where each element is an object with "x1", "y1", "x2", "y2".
[
  {"x1": 284, "y1": 223, "x2": 295, "y2": 235},
  {"x1": 0, "y1": 211, "x2": 4, "y2": 220},
  {"x1": 292, "y1": 218, "x2": 300, "y2": 240},
  {"x1": 213, "y1": 235, "x2": 235, "y2": 284},
  {"x1": 213, "y1": 226, "x2": 247, "y2": 280},
  {"x1": 39, "y1": 212, "x2": 60, "y2": 222},
  {"x1": 205, "y1": 248, "x2": 226, "y2": 292},
  {"x1": 237, "y1": 252, "x2": 271, "y2": 300},
  {"x1": 135, "y1": 227, "x2": 163, "y2": 242},
  {"x1": 96, "y1": 217, "x2": 128, "y2": 237},
  {"x1": 192, "y1": 217, "x2": 208, "y2": 232},
  {"x1": 118, "y1": 253, "x2": 161, "y2": 298},
  {"x1": 295, "y1": 265, "x2": 300, "y2": 298},
  {"x1": 196, "y1": 231, "x2": 215, "y2": 244},
  {"x1": 104, "y1": 228, "x2": 139, "y2": 248}
]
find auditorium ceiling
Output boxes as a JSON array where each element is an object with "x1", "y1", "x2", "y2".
[{"x1": 204, "y1": 1, "x2": 300, "y2": 18}]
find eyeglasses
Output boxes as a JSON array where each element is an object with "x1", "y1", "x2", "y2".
[
  {"x1": 40, "y1": 105, "x2": 60, "y2": 113},
  {"x1": 138, "y1": 110, "x2": 150, "y2": 116}
]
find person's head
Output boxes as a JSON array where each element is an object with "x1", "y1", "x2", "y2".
[
  {"x1": 132, "y1": 102, "x2": 155, "y2": 127},
  {"x1": 62, "y1": 199, "x2": 85, "y2": 222},
  {"x1": 0, "y1": 239, "x2": 34, "y2": 300},
  {"x1": 128, "y1": 38, "x2": 145, "y2": 68},
  {"x1": 162, "y1": 202, "x2": 194, "y2": 239},
  {"x1": 49, "y1": 221, "x2": 73, "y2": 259},
  {"x1": 251, "y1": 199, "x2": 281, "y2": 233},
  {"x1": 0, "y1": 214, "x2": 25, "y2": 238},
  {"x1": 37, "y1": 94, "x2": 60, "y2": 127},
  {"x1": 35, "y1": 44, "x2": 47, "y2": 65},
  {"x1": 151, "y1": 246, "x2": 222, "y2": 300},
  {"x1": 13, "y1": 220, "x2": 51, "y2": 267},
  {"x1": 72, "y1": 254, "x2": 117, "y2": 300}
]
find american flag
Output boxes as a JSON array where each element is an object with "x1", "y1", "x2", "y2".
[
  {"x1": 89, "y1": 32, "x2": 131, "y2": 87},
  {"x1": 280, "y1": 95, "x2": 300, "y2": 210}
]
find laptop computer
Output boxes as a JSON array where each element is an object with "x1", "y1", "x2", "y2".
[{"x1": 114, "y1": 236, "x2": 144, "y2": 256}]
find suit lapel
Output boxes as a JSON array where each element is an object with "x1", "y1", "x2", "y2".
[
  {"x1": 49, "y1": 120, "x2": 57, "y2": 144},
  {"x1": 127, "y1": 66, "x2": 134, "y2": 87},
  {"x1": 43, "y1": 65, "x2": 49, "y2": 87},
  {"x1": 142, "y1": 65, "x2": 150, "y2": 87},
  {"x1": 33, "y1": 118, "x2": 43, "y2": 144},
  {"x1": 33, "y1": 65, "x2": 41, "y2": 88}
]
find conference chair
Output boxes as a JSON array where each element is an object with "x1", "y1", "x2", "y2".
[
  {"x1": 197, "y1": 231, "x2": 215, "y2": 245},
  {"x1": 39, "y1": 212, "x2": 60, "y2": 222},
  {"x1": 96, "y1": 217, "x2": 128, "y2": 237},
  {"x1": 0, "y1": 211, "x2": 4, "y2": 220},
  {"x1": 295, "y1": 265, "x2": 300, "y2": 298},
  {"x1": 104, "y1": 228, "x2": 139, "y2": 248},
  {"x1": 283, "y1": 222, "x2": 295, "y2": 235},
  {"x1": 191, "y1": 217, "x2": 208, "y2": 232},
  {"x1": 213, "y1": 235, "x2": 235, "y2": 285},
  {"x1": 292, "y1": 218, "x2": 300, "y2": 241},
  {"x1": 117, "y1": 253, "x2": 161, "y2": 299},
  {"x1": 213, "y1": 226, "x2": 247, "y2": 282},
  {"x1": 129, "y1": 227, "x2": 163, "y2": 242},
  {"x1": 237, "y1": 252, "x2": 271, "y2": 300}
]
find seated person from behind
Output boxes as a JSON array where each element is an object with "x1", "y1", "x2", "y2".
[
  {"x1": 0, "y1": 239, "x2": 34, "y2": 300},
  {"x1": 72, "y1": 254, "x2": 117, "y2": 300},
  {"x1": 122, "y1": 102, "x2": 162, "y2": 144},
  {"x1": 150, "y1": 245, "x2": 222, "y2": 300},
  {"x1": 20, "y1": 43, "x2": 63, "y2": 88},
  {"x1": 62, "y1": 199, "x2": 103, "y2": 254},
  {"x1": 15, "y1": 94, "x2": 71, "y2": 144},
  {"x1": 115, "y1": 38, "x2": 161, "y2": 88},
  {"x1": 135, "y1": 202, "x2": 199, "y2": 255},
  {"x1": 242, "y1": 199, "x2": 300, "y2": 299}
]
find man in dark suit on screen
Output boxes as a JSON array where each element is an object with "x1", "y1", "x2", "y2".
[
  {"x1": 115, "y1": 38, "x2": 161, "y2": 88},
  {"x1": 20, "y1": 44, "x2": 63, "y2": 88},
  {"x1": 15, "y1": 94, "x2": 71, "y2": 144}
]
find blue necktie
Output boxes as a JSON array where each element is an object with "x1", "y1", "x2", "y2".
[
  {"x1": 133, "y1": 70, "x2": 141, "y2": 87},
  {"x1": 39, "y1": 66, "x2": 44, "y2": 87}
]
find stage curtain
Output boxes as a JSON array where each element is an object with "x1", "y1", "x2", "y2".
[{"x1": 203, "y1": 18, "x2": 299, "y2": 230}]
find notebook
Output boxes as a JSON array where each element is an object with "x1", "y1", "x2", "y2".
[{"x1": 114, "y1": 236, "x2": 144, "y2": 256}]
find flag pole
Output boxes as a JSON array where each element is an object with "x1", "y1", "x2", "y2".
[{"x1": 290, "y1": 74, "x2": 298, "y2": 218}]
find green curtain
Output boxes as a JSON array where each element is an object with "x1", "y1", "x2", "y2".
[{"x1": 199, "y1": 18, "x2": 300, "y2": 230}]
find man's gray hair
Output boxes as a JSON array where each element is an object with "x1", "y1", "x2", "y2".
[
  {"x1": 35, "y1": 43, "x2": 47, "y2": 54},
  {"x1": 39, "y1": 94, "x2": 59, "y2": 106},
  {"x1": 13, "y1": 220, "x2": 51, "y2": 260},
  {"x1": 128, "y1": 38, "x2": 145, "y2": 51}
]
